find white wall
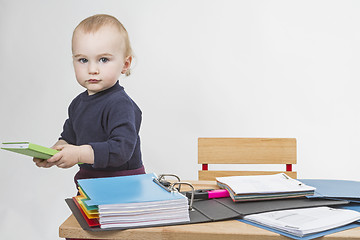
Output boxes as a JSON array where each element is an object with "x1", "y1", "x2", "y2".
[{"x1": 1, "y1": 0, "x2": 360, "y2": 239}]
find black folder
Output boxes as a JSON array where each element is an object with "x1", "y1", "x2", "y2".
[{"x1": 66, "y1": 197, "x2": 349, "y2": 231}]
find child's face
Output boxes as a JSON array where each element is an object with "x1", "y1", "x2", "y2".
[{"x1": 72, "y1": 25, "x2": 131, "y2": 95}]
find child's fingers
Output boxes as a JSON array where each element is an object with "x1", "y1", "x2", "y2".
[
  {"x1": 47, "y1": 152, "x2": 62, "y2": 163},
  {"x1": 33, "y1": 158, "x2": 42, "y2": 163},
  {"x1": 43, "y1": 161, "x2": 56, "y2": 168},
  {"x1": 56, "y1": 161, "x2": 70, "y2": 169},
  {"x1": 56, "y1": 159, "x2": 75, "y2": 169},
  {"x1": 34, "y1": 157, "x2": 57, "y2": 168},
  {"x1": 53, "y1": 145, "x2": 66, "y2": 151},
  {"x1": 56, "y1": 162, "x2": 65, "y2": 168},
  {"x1": 34, "y1": 159, "x2": 49, "y2": 167}
]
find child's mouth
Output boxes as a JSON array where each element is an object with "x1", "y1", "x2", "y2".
[{"x1": 88, "y1": 79, "x2": 100, "y2": 83}]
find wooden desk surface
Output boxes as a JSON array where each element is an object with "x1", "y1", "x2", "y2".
[{"x1": 59, "y1": 181, "x2": 360, "y2": 240}]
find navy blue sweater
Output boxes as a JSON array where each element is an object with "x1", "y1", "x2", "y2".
[{"x1": 60, "y1": 81, "x2": 143, "y2": 171}]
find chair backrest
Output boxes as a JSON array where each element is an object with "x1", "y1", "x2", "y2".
[{"x1": 198, "y1": 138, "x2": 297, "y2": 180}]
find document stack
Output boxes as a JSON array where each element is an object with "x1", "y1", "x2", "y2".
[
  {"x1": 72, "y1": 173, "x2": 190, "y2": 229},
  {"x1": 243, "y1": 206, "x2": 360, "y2": 237},
  {"x1": 216, "y1": 173, "x2": 316, "y2": 202}
]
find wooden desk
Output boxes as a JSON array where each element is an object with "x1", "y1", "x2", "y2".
[{"x1": 59, "y1": 181, "x2": 360, "y2": 240}]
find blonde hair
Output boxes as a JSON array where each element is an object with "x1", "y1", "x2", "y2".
[{"x1": 72, "y1": 14, "x2": 133, "y2": 76}]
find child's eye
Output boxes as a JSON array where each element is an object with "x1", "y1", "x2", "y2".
[
  {"x1": 78, "y1": 58, "x2": 88, "y2": 63},
  {"x1": 99, "y1": 57, "x2": 109, "y2": 63}
]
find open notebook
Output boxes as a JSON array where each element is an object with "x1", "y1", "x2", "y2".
[
  {"x1": 243, "y1": 206, "x2": 360, "y2": 238},
  {"x1": 216, "y1": 173, "x2": 316, "y2": 202}
]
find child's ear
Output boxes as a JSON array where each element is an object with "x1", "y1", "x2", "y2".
[{"x1": 121, "y1": 56, "x2": 132, "y2": 74}]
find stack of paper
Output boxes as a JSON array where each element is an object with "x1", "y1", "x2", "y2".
[
  {"x1": 243, "y1": 206, "x2": 360, "y2": 237},
  {"x1": 74, "y1": 173, "x2": 190, "y2": 229},
  {"x1": 216, "y1": 173, "x2": 315, "y2": 202}
]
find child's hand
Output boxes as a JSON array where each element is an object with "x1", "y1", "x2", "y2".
[
  {"x1": 47, "y1": 144, "x2": 94, "y2": 168},
  {"x1": 33, "y1": 157, "x2": 57, "y2": 168},
  {"x1": 47, "y1": 144, "x2": 81, "y2": 168}
]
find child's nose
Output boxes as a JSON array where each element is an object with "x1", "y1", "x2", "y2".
[{"x1": 88, "y1": 63, "x2": 99, "y2": 75}]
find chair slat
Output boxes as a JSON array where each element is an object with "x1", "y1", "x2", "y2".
[
  {"x1": 198, "y1": 138, "x2": 297, "y2": 180},
  {"x1": 199, "y1": 170, "x2": 297, "y2": 181},
  {"x1": 198, "y1": 138, "x2": 296, "y2": 164}
]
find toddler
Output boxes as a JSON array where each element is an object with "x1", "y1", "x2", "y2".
[{"x1": 33, "y1": 14, "x2": 145, "y2": 187}]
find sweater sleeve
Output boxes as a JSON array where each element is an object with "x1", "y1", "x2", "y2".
[
  {"x1": 59, "y1": 101, "x2": 77, "y2": 145},
  {"x1": 88, "y1": 99, "x2": 139, "y2": 169},
  {"x1": 59, "y1": 119, "x2": 76, "y2": 144}
]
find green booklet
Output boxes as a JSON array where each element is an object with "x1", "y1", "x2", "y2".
[{"x1": 1, "y1": 142, "x2": 58, "y2": 159}]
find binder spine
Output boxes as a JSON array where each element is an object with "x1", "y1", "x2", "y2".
[
  {"x1": 153, "y1": 174, "x2": 195, "y2": 210},
  {"x1": 170, "y1": 182, "x2": 195, "y2": 211}
]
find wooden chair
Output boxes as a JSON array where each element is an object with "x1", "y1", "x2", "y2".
[{"x1": 198, "y1": 138, "x2": 297, "y2": 180}]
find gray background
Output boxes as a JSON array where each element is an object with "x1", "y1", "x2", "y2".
[{"x1": 1, "y1": 0, "x2": 360, "y2": 239}]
